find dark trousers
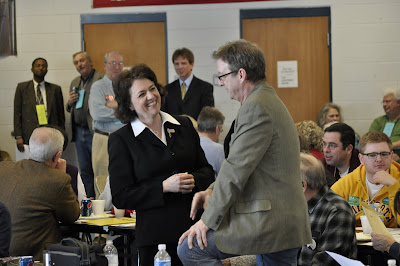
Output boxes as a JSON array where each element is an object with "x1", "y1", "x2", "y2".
[{"x1": 75, "y1": 126, "x2": 95, "y2": 198}]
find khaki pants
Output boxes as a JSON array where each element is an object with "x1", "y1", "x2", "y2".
[{"x1": 92, "y1": 132, "x2": 109, "y2": 178}]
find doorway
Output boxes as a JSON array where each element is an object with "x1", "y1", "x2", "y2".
[
  {"x1": 241, "y1": 8, "x2": 331, "y2": 123},
  {"x1": 81, "y1": 13, "x2": 168, "y2": 85}
]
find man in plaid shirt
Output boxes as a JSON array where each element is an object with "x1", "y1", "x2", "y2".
[{"x1": 298, "y1": 153, "x2": 357, "y2": 265}]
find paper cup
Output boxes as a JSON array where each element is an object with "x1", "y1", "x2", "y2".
[
  {"x1": 114, "y1": 206, "x2": 125, "y2": 217},
  {"x1": 91, "y1": 200, "x2": 105, "y2": 216},
  {"x1": 360, "y1": 215, "x2": 372, "y2": 234}
]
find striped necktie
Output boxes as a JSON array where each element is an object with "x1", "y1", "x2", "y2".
[{"x1": 36, "y1": 84, "x2": 44, "y2": 105}]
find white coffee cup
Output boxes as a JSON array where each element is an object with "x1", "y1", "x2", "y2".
[
  {"x1": 91, "y1": 200, "x2": 105, "y2": 216},
  {"x1": 114, "y1": 206, "x2": 125, "y2": 217},
  {"x1": 360, "y1": 215, "x2": 372, "y2": 234}
]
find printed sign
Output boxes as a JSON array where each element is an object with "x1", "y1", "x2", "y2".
[{"x1": 277, "y1": 60, "x2": 298, "y2": 88}]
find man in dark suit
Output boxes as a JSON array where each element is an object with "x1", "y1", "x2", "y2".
[
  {"x1": 13, "y1": 57, "x2": 65, "y2": 157},
  {"x1": 161, "y1": 48, "x2": 214, "y2": 120},
  {"x1": 178, "y1": 40, "x2": 311, "y2": 265},
  {"x1": 0, "y1": 127, "x2": 80, "y2": 261},
  {"x1": 67, "y1": 51, "x2": 103, "y2": 198}
]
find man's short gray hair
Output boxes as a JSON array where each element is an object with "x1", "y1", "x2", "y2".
[
  {"x1": 104, "y1": 51, "x2": 124, "y2": 63},
  {"x1": 197, "y1": 107, "x2": 225, "y2": 133},
  {"x1": 383, "y1": 88, "x2": 400, "y2": 101},
  {"x1": 72, "y1": 51, "x2": 92, "y2": 62},
  {"x1": 212, "y1": 39, "x2": 266, "y2": 84},
  {"x1": 29, "y1": 127, "x2": 64, "y2": 162},
  {"x1": 299, "y1": 152, "x2": 326, "y2": 190}
]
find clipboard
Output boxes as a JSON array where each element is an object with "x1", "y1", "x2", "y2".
[{"x1": 361, "y1": 202, "x2": 391, "y2": 236}]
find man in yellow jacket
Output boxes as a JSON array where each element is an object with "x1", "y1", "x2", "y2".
[{"x1": 332, "y1": 131, "x2": 400, "y2": 227}]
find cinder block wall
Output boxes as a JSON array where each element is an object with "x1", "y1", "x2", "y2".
[{"x1": 0, "y1": 0, "x2": 399, "y2": 162}]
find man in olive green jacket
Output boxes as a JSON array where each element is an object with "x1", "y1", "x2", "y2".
[{"x1": 178, "y1": 40, "x2": 311, "y2": 265}]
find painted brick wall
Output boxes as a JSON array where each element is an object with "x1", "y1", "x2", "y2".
[{"x1": 0, "y1": 0, "x2": 399, "y2": 162}]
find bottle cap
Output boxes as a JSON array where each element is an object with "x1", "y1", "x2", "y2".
[
  {"x1": 374, "y1": 203, "x2": 380, "y2": 208},
  {"x1": 158, "y1": 244, "x2": 166, "y2": 250}
]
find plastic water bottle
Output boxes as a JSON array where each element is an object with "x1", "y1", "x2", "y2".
[
  {"x1": 104, "y1": 239, "x2": 118, "y2": 266},
  {"x1": 154, "y1": 244, "x2": 171, "y2": 266},
  {"x1": 374, "y1": 202, "x2": 384, "y2": 223},
  {"x1": 388, "y1": 259, "x2": 396, "y2": 266}
]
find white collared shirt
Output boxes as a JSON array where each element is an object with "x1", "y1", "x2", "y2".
[
  {"x1": 32, "y1": 79, "x2": 47, "y2": 111},
  {"x1": 130, "y1": 111, "x2": 180, "y2": 145}
]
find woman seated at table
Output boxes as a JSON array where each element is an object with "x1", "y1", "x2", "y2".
[{"x1": 109, "y1": 64, "x2": 214, "y2": 265}]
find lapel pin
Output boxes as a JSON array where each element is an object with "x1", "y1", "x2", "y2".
[{"x1": 167, "y1": 128, "x2": 175, "y2": 138}]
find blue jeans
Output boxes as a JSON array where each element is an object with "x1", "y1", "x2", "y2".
[
  {"x1": 178, "y1": 230, "x2": 300, "y2": 266},
  {"x1": 75, "y1": 126, "x2": 94, "y2": 198},
  {"x1": 177, "y1": 230, "x2": 235, "y2": 266}
]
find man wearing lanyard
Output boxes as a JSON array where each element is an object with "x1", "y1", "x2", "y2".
[
  {"x1": 13, "y1": 57, "x2": 65, "y2": 160},
  {"x1": 67, "y1": 51, "x2": 104, "y2": 198},
  {"x1": 89, "y1": 51, "x2": 124, "y2": 178},
  {"x1": 370, "y1": 88, "x2": 400, "y2": 159}
]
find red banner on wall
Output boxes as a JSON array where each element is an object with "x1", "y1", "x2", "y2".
[{"x1": 93, "y1": 0, "x2": 273, "y2": 8}]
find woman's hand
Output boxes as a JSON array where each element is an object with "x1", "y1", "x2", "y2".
[{"x1": 163, "y1": 173, "x2": 195, "y2": 193}]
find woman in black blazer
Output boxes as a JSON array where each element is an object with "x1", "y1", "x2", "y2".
[{"x1": 109, "y1": 64, "x2": 214, "y2": 265}]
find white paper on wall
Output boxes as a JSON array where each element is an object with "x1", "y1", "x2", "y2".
[{"x1": 277, "y1": 60, "x2": 298, "y2": 88}]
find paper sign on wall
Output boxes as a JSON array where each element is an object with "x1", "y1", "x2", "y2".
[{"x1": 277, "y1": 61, "x2": 298, "y2": 88}]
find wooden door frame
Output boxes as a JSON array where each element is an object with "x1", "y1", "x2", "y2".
[
  {"x1": 80, "y1": 12, "x2": 169, "y2": 82},
  {"x1": 240, "y1": 7, "x2": 332, "y2": 100}
]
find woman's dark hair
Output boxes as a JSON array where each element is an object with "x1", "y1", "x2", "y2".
[{"x1": 113, "y1": 64, "x2": 166, "y2": 123}]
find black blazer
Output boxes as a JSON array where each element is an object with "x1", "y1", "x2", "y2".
[
  {"x1": 161, "y1": 76, "x2": 214, "y2": 120},
  {"x1": 14, "y1": 80, "x2": 65, "y2": 144},
  {"x1": 108, "y1": 115, "x2": 214, "y2": 247}
]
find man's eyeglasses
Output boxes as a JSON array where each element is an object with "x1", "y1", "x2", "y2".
[
  {"x1": 107, "y1": 61, "x2": 124, "y2": 66},
  {"x1": 361, "y1": 152, "x2": 392, "y2": 159},
  {"x1": 217, "y1": 71, "x2": 237, "y2": 81},
  {"x1": 322, "y1": 142, "x2": 342, "y2": 150}
]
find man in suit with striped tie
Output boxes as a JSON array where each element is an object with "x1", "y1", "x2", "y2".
[
  {"x1": 162, "y1": 48, "x2": 214, "y2": 120},
  {"x1": 13, "y1": 57, "x2": 65, "y2": 159}
]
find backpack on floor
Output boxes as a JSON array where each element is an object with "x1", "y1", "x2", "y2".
[{"x1": 49, "y1": 237, "x2": 105, "y2": 266}]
